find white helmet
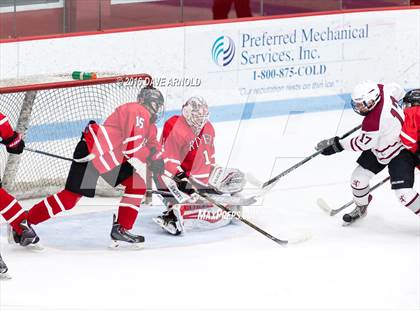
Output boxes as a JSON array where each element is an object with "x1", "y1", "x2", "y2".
[
  {"x1": 182, "y1": 96, "x2": 209, "y2": 135},
  {"x1": 351, "y1": 81, "x2": 381, "y2": 116}
]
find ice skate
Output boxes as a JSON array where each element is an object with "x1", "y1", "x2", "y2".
[
  {"x1": 8, "y1": 220, "x2": 43, "y2": 250},
  {"x1": 153, "y1": 206, "x2": 184, "y2": 235},
  {"x1": 0, "y1": 254, "x2": 11, "y2": 280},
  {"x1": 342, "y1": 195, "x2": 372, "y2": 225},
  {"x1": 109, "y1": 214, "x2": 145, "y2": 250}
]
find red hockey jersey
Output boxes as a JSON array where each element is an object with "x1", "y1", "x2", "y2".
[
  {"x1": 400, "y1": 106, "x2": 420, "y2": 153},
  {"x1": 161, "y1": 115, "x2": 215, "y2": 185},
  {"x1": 84, "y1": 103, "x2": 159, "y2": 174},
  {"x1": 0, "y1": 113, "x2": 15, "y2": 141}
]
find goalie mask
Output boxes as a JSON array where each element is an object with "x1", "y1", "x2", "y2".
[
  {"x1": 138, "y1": 86, "x2": 165, "y2": 123},
  {"x1": 351, "y1": 81, "x2": 381, "y2": 116},
  {"x1": 182, "y1": 96, "x2": 209, "y2": 135},
  {"x1": 402, "y1": 89, "x2": 420, "y2": 109}
]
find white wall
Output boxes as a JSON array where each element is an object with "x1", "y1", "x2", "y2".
[{"x1": 1, "y1": 8, "x2": 419, "y2": 111}]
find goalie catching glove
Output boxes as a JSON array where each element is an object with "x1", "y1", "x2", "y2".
[{"x1": 208, "y1": 165, "x2": 246, "y2": 194}]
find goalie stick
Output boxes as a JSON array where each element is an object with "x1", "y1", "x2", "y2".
[
  {"x1": 317, "y1": 176, "x2": 390, "y2": 216},
  {"x1": 173, "y1": 175, "x2": 311, "y2": 246}
]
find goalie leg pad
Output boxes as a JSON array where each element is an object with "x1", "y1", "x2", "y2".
[
  {"x1": 65, "y1": 140, "x2": 100, "y2": 198},
  {"x1": 181, "y1": 204, "x2": 235, "y2": 231}
]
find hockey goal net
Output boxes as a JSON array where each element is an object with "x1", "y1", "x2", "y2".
[{"x1": 0, "y1": 74, "x2": 153, "y2": 200}]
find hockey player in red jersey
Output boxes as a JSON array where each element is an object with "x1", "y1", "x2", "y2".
[
  {"x1": 23, "y1": 86, "x2": 165, "y2": 247},
  {"x1": 316, "y1": 81, "x2": 420, "y2": 223},
  {"x1": 153, "y1": 96, "x2": 246, "y2": 235},
  {"x1": 0, "y1": 113, "x2": 39, "y2": 246},
  {"x1": 400, "y1": 89, "x2": 420, "y2": 158}
]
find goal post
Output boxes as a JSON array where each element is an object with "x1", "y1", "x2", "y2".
[{"x1": 0, "y1": 74, "x2": 154, "y2": 202}]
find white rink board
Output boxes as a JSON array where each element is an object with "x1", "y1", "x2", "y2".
[{"x1": 0, "y1": 8, "x2": 419, "y2": 111}]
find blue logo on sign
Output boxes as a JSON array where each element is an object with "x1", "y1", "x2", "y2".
[{"x1": 212, "y1": 36, "x2": 235, "y2": 67}]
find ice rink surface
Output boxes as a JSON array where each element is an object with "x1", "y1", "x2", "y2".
[{"x1": 1, "y1": 109, "x2": 419, "y2": 310}]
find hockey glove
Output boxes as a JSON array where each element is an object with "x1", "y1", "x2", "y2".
[
  {"x1": 147, "y1": 147, "x2": 165, "y2": 175},
  {"x1": 1, "y1": 131, "x2": 25, "y2": 154},
  {"x1": 316, "y1": 136, "x2": 343, "y2": 156}
]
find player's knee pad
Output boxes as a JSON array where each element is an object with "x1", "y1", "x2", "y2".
[
  {"x1": 351, "y1": 165, "x2": 375, "y2": 206},
  {"x1": 65, "y1": 140, "x2": 100, "y2": 197},
  {"x1": 351, "y1": 165, "x2": 375, "y2": 189},
  {"x1": 394, "y1": 188, "x2": 420, "y2": 215}
]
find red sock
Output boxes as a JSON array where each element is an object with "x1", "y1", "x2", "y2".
[
  {"x1": 0, "y1": 188, "x2": 27, "y2": 234},
  {"x1": 28, "y1": 190, "x2": 82, "y2": 225},
  {"x1": 117, "y1": 174, "x2": 146, "y2": 230}
]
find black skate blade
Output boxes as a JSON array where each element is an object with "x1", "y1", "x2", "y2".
[
  {"x1": 7, "y1": 240, "x2": 45, "y2": 251},
  {"x1": 108, "y1": 239, "x2": 144, "y2": 251}
]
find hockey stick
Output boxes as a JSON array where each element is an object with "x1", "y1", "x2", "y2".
[
  {"x1": 317, "y1": 176, "x2": 390, "y2": 216},
  {"x1": 174, "y1": 176, "x2": 310, "y2": 246},
  {"x1": 1, "y1": 144, "x2": 84, "y2": 162},
  {"x1": 24, "y1": 147, "x2": 94, "y2": 163},
  {"x1": 22, "y1": 148, "x2": 191, "y2": 198},
  {"x1": 260, "y1": 125, "x2": 362, "y2": 192}
]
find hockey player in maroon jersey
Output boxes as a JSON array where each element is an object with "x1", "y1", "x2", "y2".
[
  {"x1": 0, "y1": 112, "x2": 39, "y2": 247},
  {"x1": 153, "y1": 96, "x2": 246, "y2": 235},
  {"x1": 22, "y1": 86, "x2": 165, "y2": 248},
  {"x1": 316, "y1": 81, "x2": 420, "y2": 224}
]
